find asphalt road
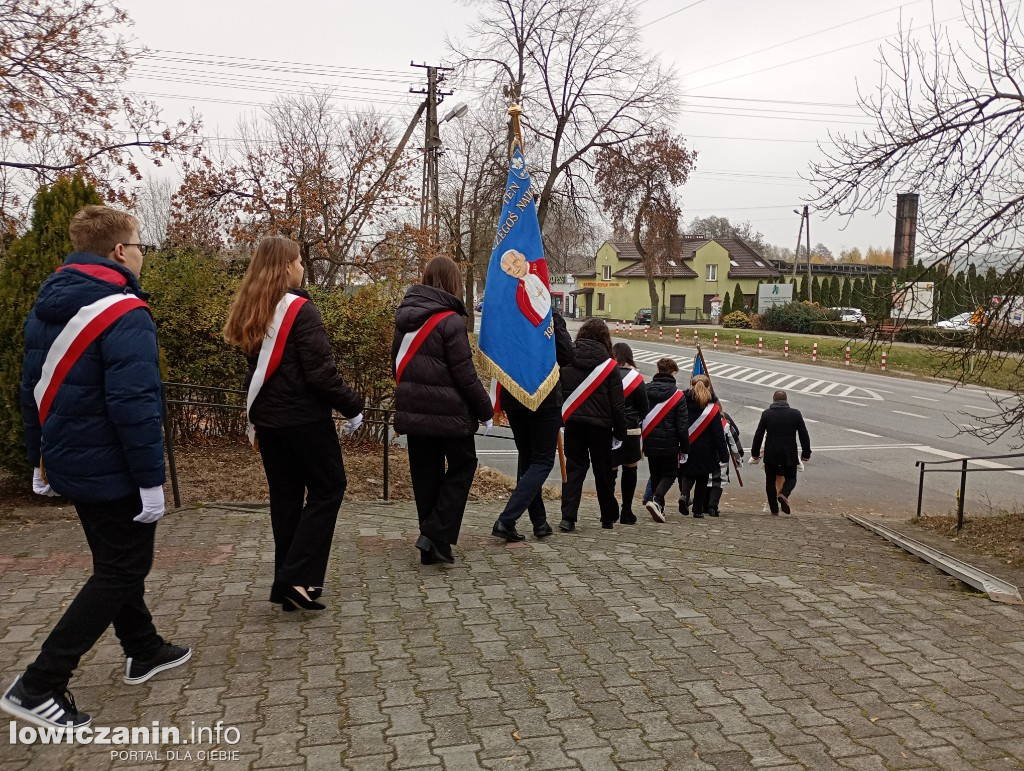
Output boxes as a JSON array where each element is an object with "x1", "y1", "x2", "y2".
[{"x1": 471, "y1": 334, "x2": 1023, "y2": 518}]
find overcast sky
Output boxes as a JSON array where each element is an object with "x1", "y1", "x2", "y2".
[{"x1": 121, "y1": 0, "x2": 974, "y2": 256}]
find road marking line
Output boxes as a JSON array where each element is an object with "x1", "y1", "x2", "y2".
[
  {"x1": 744, "y1": 405, "x2": 762, "y2": 412},
  {"x1": 818, "y1": 383, "x2": 841, "y2": 395},
  {"x1": 910, "y1": 395, "x2": 940, "y2": 402},
  {"x1": 892, "y1": 410, "x2": 928, "y2": 419},
  {"x1": 846, "y1": 429, "x2": 882, "y2": 437},
  {"x1": 966, "y1": 405, "x2": 999, "y2": 413},
  {"x1": 749, "y1": 372, "x2": 779, "y2": 384},
  {"x1": 837, "y1": 385, "x2": 858, "y2": 397},
  {"x1": 799, "y1": 379, "x2": 825, "y2": 393},
  {"x1": 784, "y1": 377, "x2": 808, "y2": 389},
  {"x1": 804, "y1": 418, "x2": 819, "y2": 423},
  {"x1": 839, "y1": 400, "x2": 865, "y2": 407},
  {"x1": 914, "y1": 446, "x2": 1024, "y2": 476}
]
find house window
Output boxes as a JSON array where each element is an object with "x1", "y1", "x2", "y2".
[
  {"x1": 706, "y1": 264, "x2": 718, "y2": 281},
  {"x1": 602, "y1": 264, "x2": 612, "y2": 280},
  {"x1": 669, "y1": 295, "x2": 686, "y2": 314},
  {"x1": 597, "y1": 292, "x2": 605, "y2": 311}
]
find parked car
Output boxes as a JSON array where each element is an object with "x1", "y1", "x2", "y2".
[
  {"x1": 829, "y1": 307, "x2": 867, "y2": 323},
  {"x1": 934, "y1": 311, "x2": 977, "y2": 330},
  {"x1": 634, "y1": 308, "x2": 652, "y2": 325}
]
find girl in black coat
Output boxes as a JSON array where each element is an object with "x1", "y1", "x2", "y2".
[
  {"x1": 392, "y1": 256, "x2": 493, "y2": 565},
  {"x1": 611, "y1": 343, "x2": 649, "y2": 524},
  {"x1": 558, "y1": 319, "x2": 627, "y2": 530},
  {"x1": 225, "y1": 236, "x2": 365, "y2": 612},
  {"x1": 678, "y1": 375, "x2": 729, "y2": 519},
  {"x1": 641, "y1": 358, "x2": 689, "y2": 523}
]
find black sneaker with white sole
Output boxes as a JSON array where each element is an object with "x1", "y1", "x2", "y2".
[
  {"x1": 124, "y1": 643, "x2": 192, "y2": 685},
  {"x1": 1, "y1": 677, "x2": 91, "y2": 729}
]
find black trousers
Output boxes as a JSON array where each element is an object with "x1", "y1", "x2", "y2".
[
  {"x1": 258, "y1": 420, "x2": 346, "y2": 588},
  {"x1": 647, "y1": 454, "x2": 679, "y2": 508},
  {"x1": 561, "y1": 423, "x2": 618, "y2": 524},
  {"x1": 498, "y1": 406, "x2": 561, "y2": 528},
  {"x1": 691, "y1": 473, "x2": 712, "y2": 514},
  {"x1": 764, "y1": 463, "x2": 798, "y2": 513},
  {"x1": 23, "y1": 493, "x2": 163, "y2": 694},
  {"x1": 407, "y1": 434, "x2": 478, "y2": 545}
]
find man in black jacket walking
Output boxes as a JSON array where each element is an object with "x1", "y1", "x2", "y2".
[{"x1": 750, "y1": 390, "x2": 811, "y2": 515}]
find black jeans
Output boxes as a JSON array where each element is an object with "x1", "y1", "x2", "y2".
[
  {"x1": 258, "y1": 420, "x2": 347, "y2": 588},
  {"x1": 23, "y1": 493, "x2": 163, "y2": 694},
  {"x1": 560, "y1": 423, "x2": 618, "y2": 524},
  {"x1": 646, "y1": 454, "x2": 678, "y2": 508},
  {"x1": 497, "y1": 405, "x2": 561, "y2": 528},
  {"x1": 407, "y1": 434, "x2": 478, "y2": 545},
  {"x1": 764, "y1": 462, "x2": 798, "y2": 513}
]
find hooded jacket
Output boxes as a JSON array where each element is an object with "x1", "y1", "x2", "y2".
[
  {"x1": 679, "y1": 392, "x2": 730, "y2": 476},
  {"x1": 20, "y1": 253, "x2": 165, "y2": 503},
  {"x1": 641, "y1": 373, "x2": 688, "y2": 457},
  {"x1": 243, "y1": 288, "x2": 364, "y2": 429},
  {"x1": 558, "y1": 338, "x2": 626, "y2": 440},
  {"x1": 391, "y1": 284, "x2": 493, "y2": 437}
]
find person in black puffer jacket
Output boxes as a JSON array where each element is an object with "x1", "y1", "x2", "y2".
[
  {"x1": 491, "y1": 311, "x2": 574, "y2": 542},
  {"x1": 611, "y1": 343, "x2": 649, "y2": 525},
  {"x1": 640, "y1": 358, "x2": 689, "y2": 523},
  {"x1": 225, "y1": 236, "x2": 365, "y2": 612},
  {"x1": 558, "y1": 319, "x2": 626, "y2": 530},
  {"x1": 392, "y1": 256, "x2": 493, "y2": 565},
  {"x1": 678, "y1": 374, "x2": 729, "y2": 519}
]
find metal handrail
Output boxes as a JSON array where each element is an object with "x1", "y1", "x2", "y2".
[{"x1": 915, "y1": 451, "x2": 1024, "y2": 530}]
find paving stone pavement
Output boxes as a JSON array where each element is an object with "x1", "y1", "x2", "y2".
[{"x1": 1, "y1": 500, "x2": 1022, "y2": 771}]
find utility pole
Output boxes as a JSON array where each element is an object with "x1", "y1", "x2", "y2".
[
  {"x1": 805, "y1": 206, "x2": 813, "y2": 302},
  {"x1": 791, "y1": 206, "x2": 805, "y2": 283},
  {"x1": 410, "y1": 63, "x2": 453, "y2": 259}
]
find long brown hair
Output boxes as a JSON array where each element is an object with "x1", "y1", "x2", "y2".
[
  {"x1": 690, "y1": 374, "x2": 713, "y2": 407},
  {"x1": 224, "y1": 236, "x2": 300, "y2": 356},
  {"x1": 422, "y1": 256, "x2": 463, "y2": 298},
  {"x1": 577, "y1": 318, "x2": 612, "y2": 355}
]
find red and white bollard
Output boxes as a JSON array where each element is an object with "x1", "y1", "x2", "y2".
[
  {"x1": 734, "y1": 334, "x2": 740, "y2": 350},
  {"x1": 784, "y1": 340, "x2": 790, "y2": 358},
  {"x1": 757, "y1": 337, "x2": 763, "y2": 355},
  {"x1": 615, "y1": 320, "x2": 620, "y2": 334},
  {"x1": 713, "y1": 332, "x2": 719, "y2": 350},
  {"x1": 628, "y1": 322, "x2": 633, "y2": 337},
  {"x1": 674, "y1": 328, "x2": 679, "y2": 343},
  {"x1": 812, "y1": 343, "x2": 818, "y2": 363},
  {"x1": 693, "y1": 330, "x2": 699, "y2": 346},
  {"x1": 845, "y1": 346, "x2": 851, "y2": 366},
  {"x1": 659, "y1": 325, "x2": 663, "y2": 340},
  {"x1": 644, "y1": 325, "x2": 648, "y2": 339},
  {"x1": 881, "y1": 350, "x2": 888, "y2": 371}
]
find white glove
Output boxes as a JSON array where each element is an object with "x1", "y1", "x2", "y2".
[
  {"x1": 798, "y1": 460, "x2": 806, "y2": 472},
  {"x1": 342, "y1": 412, "x2": 364, "y2": 435},
  {"x1": 748, "y1": 456, "x2": 761, "y2": 465},
  {"x1": 483, "y1": 419, "x2": 493, "y2": 435},
  {"x1": 32, "y1": 468, "x2": 59, "y2": 497},
  {"x1": 678, "y1": 453, "x2": 688, "y2": 465},
  {"x1": 134, "y1": 486, "x2": 165, "y2": 523},
  {"x1": 611, "y1": 438, "x2": 622, "y2": 451}
]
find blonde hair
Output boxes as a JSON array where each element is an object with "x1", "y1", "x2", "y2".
[
  {"x1": 224, "y1": 236, "x2": 300, "y2": 356},
  {"x1": 69, "y1": 205, "x2": 138, "y2": 257},
  {"x1": 690, "y1": 374, "x2": 713, "y2": 407}
]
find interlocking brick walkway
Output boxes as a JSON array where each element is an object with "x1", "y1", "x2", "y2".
[{"x1": 1, "y1": 501, "x2": 1022, "y2": 770}]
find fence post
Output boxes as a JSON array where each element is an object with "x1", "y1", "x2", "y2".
[
  {"x1": 956, "y1": 459, "x2": 967, "y2": 531},
  {"x1": 383, "y1": 419, "x2": 390, "y2": 501},
  {"x1": 916, "y1": 461, "x2": 925, "y2": 517},
  {"x1": 161, "y1": 389, "x2": 181, "y2": 509}
]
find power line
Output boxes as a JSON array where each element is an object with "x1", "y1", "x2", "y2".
[
  {"x1": 684, "y1": 94, "x2": 860, "y2": 110},
  {"x1": 640, "y1": 0, "x2": 711, "y2": 28}
]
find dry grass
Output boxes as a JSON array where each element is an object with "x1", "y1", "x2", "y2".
[{"x1": 911, "y1": 512, "x2": 1024, "y2": 568}]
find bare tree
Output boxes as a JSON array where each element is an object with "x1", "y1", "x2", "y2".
[
  {"x1": 811, "y1": 0, "x2": 1023, "y2": 443},
  {"x1": 133, "y1": 175, "x2": 176, "y2": 246},
  {"x1": 596, "y1": 129, "x2": 697, "y2": 323},
  {"x1": 0, "y1": 0, "x2": 201, "y2": 228},
  {"x1": 450, "y1": 0, "x2": 678, "y2": 231},
  {"x1": 168, "y1": 92, "x2": 416, "y2": 287}
]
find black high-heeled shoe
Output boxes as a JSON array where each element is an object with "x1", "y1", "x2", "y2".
[{"x1": 282, "y1": 585, "x2": 326, "y2": 611}]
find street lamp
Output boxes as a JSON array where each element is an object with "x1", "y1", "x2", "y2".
[{"x1": 441, "y1": 102, "x2": 469, "y2": 124}]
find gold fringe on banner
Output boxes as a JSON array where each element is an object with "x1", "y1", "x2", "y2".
[{"x1": 477, "y1": 349, "x2": 560, "y2": 412}]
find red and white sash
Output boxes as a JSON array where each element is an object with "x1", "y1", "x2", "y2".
[
  {"x1": 688, "y1": 401, "x2": 722, "y2": 441},
  {"x1": 561, "y1": 358, "x2": 617, "y2": 422},
  {"x1": 621, "y1": 368, "x2": 643, "y2": 398},
  {"x1": 640, "y1": 389, "x2": 684, "y2": 439},
  {"x1": 33, "y1": 294, "x2": 149, "y2": 425},
  {"x1": 394, "y1": 311, "x2": 455, "y2": 384},
  {"x1": 246, "y1": 293, "x2": 308, "y2": 444}
]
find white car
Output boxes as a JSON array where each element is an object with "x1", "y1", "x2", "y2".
[
  {"x1": 830, "y1": 307, "x2": 866, "y2": 323},
  {"x1": 934, "y1": 311, "x2": 977, "y2": 330}
]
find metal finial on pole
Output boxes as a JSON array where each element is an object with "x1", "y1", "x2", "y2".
[{"x1": 508, "y1": 102, "x2": 524, "y2": 154}]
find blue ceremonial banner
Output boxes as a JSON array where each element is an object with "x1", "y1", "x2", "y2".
[
  {"x1": 692, "y1": 347, "x2": 708, "y2": 378},
  {"x1": 478, "y1": 137, "x2": 558, "y2": 410}
]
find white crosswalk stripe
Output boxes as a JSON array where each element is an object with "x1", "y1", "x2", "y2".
[{"x1": 629, "y1": 348, "x2": 883, "y2": 400}]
